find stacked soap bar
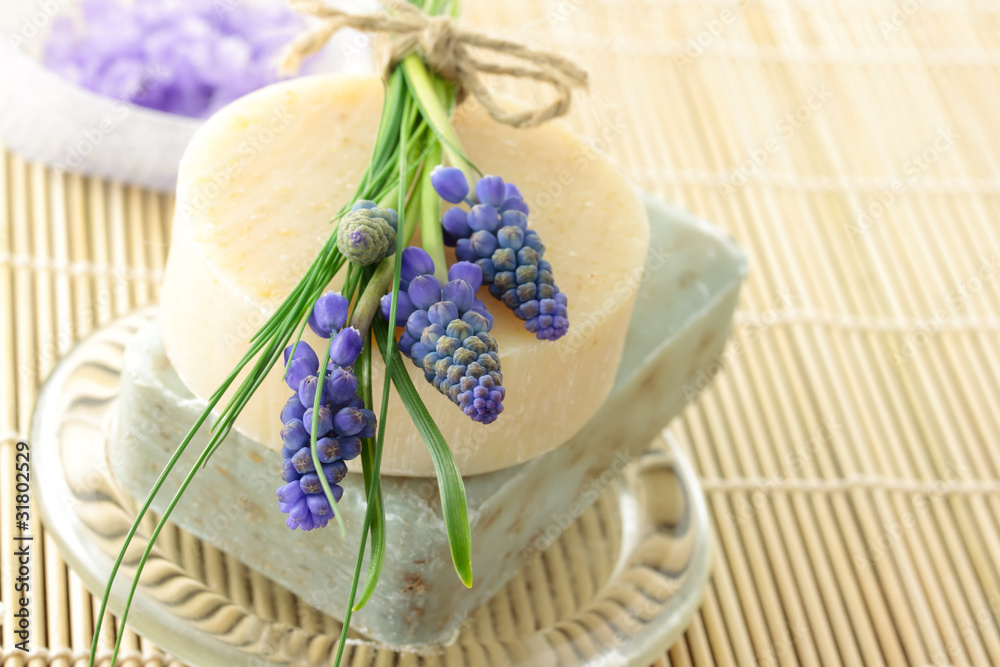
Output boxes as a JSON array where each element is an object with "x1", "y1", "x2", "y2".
[
  {"x1": 159, "y1": 74, "x2": 651, "y2": 477},
  {"x1": 112, "y1": 198, "x2": 744, "y2": 645}
]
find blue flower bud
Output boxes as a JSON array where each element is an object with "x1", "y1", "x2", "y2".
[
  {"x1": 405, "y1": 310, "x2": 431, "y2": 340},
  {"x1": 298, "y1": 375, "x2": 329, "y2": 409},
  {"x1": 285, "y1": 356, "x2": 315, "y2": 389},
  {"x1": 281, "y1": 419, "x2": 309, "y2": 451},
  {"x1": 500, "y1": 210, "x2": 528, "y2": 231},
  {"x1": 326, "y1": 367, "x2": 359, "y2": 405},
  {"x1": 442, "y1": 207, "x2": 472, "y2": 237},
  {"x1": 458, "y1": 309, "x2": 485, "y2": 332},
  {"x1": 333, "y1": 406, "x2": 365, "y2": 436},
  {"x1": 428, "y1": 300, "x2": 460, "y2": 327},
  {"x1": 497, "y1": 225, "x2": 525, "y2": 250},
  {"x1": 504, "y1": 183, "x2": 523, "y2": 200},
  {"x1": 470, "y1": 230, "x2": 498, "y2": 257},
  {"x1": 380, "y1": 291, "x2": 416, "y2": 327},
  {"x1": 476, "y1": 175, "x2": 506, "y2": 208},
  {"x1": 338, "y1": 436, "x2": 363, "y2": 460},
  {"x1": 315, "y1": 437, "x2": 340, "y2": 463},
  {"x1": 357, "y1": 410, "x2": 377, "y2": 439},
  {"x1": 448, "y1": 261, "x2": 483, "y2": 292},
  {"x1": 443, "y1": 279, "x2": 475, "y2": 313},
  {"x1": 468, "y1": 204, "x2": 500, "y2": 233},
  {"x1": 280, "y1": 394, "x2": 305, "y2": 424},
  {"x1": 455, "y1": 238, "x2": 475, "y2": 262},
  {"x1": 322, "y1": 459, "x2": 348, "y2": 484},
  {"x1": 277, "y1": 481, "x2": 303, "y2": 504},
  {"x1": 308, "y1": 291, "x2": 349, "y2": 338},
  {"x1": 281, "y1": 459, "x2": 300, "y2": 482},
  {"x1": 290, "y1": 446, "x2": 314, "y2": 474},
  {"x1": 283, "y1": 341, "x2": 319, "y2": 369},
  {"x1": 329, "y1": 326, "x2": 362, "y2": 367},
  {"x1": 302, "y1": 405, "x2": 333, "y2": 436},
  {"x1": 401, "y1": 246, "x2": 435, "y2": 282},
  {"x1": 408, "y1": 274, "x2": 442, "y2": 310},
  {"x1": 431, "y1": 166, "x2": 469, "y2": 203},
  {"x1": 500, "y1": 197, "x2": 529, "y2": 215},
  {"x1": 307, "y1": 494, "x2": 333, "y2": 518},
  {"x1": 398, "y1": 332, "x2": 417, "y2": 356},
  {"x1": 351, "y1": 200, "x2": 378, "y2": 210}
]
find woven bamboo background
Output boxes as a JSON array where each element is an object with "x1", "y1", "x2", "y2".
[{"x1": 4, "y1": 0, "x2": 1000, "y2": 665}]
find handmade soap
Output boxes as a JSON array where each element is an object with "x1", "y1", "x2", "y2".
[
  {"x1": 160, "y1": 74, "x2": 649, "y2": 476},
  {"x1": 113, "y1": 196, "x2": 745, "y2": 645}
]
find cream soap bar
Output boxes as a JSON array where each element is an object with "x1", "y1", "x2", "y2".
[
  {"x1": 112, "y1": 197, "x2": 745, "y2": 646},
  {"x1": 160, "y1": 73, "x2": 649, "y2": 477}
]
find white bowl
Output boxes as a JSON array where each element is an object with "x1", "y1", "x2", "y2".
[{"x1": 0, "y1": 0, "x2": 373, "y2": 191}]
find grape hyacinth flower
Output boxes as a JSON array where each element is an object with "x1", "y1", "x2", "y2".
[
  {"x1": 337, "y1": 201, "x2": 399, "y2": 266},
  {"x1": 432, "y1": 168, "x2": 569, "y2": 341},
  {"x1": 380, "y1": 247, "x2": 505, "y2": 424},
  {"x1": 276, "y1": 292, "x2": 373, "y2": 531}
]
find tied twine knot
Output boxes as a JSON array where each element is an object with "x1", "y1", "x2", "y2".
[{"x1": 281, "y1": 0, "x2": 588, "y2": 128}]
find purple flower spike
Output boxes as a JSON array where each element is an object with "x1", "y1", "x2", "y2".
[
  {"x1": 380, "y1": 291, "x2": 416, "y2": 326},
  {"x1": 476, "y1": 175, "x2": 506, "y2": 208},
  {"x1": 408, "y1": 274, "x2": 443, "y2": 310},
  {"x1": 309, "y1": 291, "x2": 349, "y2": 338},
  {"x1": 329, "y1": 326, "x2": 362, "y2": 368},
  {"x1": 448, "y1": 261, "x2": 483, "y2": 292},
  {"x1": 431, "y1": 166, "x2": 469, "y2": 204}
]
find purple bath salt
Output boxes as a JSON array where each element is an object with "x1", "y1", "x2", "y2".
[{"x1": 42, "y1": 0, "x2": 321, "y2": 118}]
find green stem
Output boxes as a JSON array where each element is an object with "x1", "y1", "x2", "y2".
[
  {"x1": 310, "y1": 340, "x2": 348, "y2": 538},
  {"x1": 401, "y1": 55, "x2": 474, "y2": 179},
  {"x1": 349, "y1": 258, "x2": 394, "y2": 335},
  {"x1": 421, "y1": 141, "x2": 448, "y2": 283}
]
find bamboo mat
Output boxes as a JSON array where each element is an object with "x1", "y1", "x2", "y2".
[{"x1": 3, "y1": 0, "x2": 1000, "y2": 665}]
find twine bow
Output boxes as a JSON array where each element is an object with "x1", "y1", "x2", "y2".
[{"x1": 281, "y1": 0, "x2": 589, "y2": 128}]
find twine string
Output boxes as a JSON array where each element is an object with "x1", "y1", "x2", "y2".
[{"x1": 281, "y1": 0, "x2": 589, "y2": 128}]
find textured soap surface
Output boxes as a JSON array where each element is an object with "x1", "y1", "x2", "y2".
[
  {"x1": 112, "y1": 198, "x2": 744, "y2": 646},
  {"x1": 160, "y1": 73, "x2": 649, "y2": 476}
]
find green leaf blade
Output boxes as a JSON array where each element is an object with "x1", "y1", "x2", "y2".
[{"x1": 372, "y1": 317, "x2": 473, "y2": 588}]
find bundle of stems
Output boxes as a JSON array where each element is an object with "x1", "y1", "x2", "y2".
[{"x1": 89, "y1": 2, "x2": 482, "y2": 665}]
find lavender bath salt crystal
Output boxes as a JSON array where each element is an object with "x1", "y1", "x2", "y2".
[{"x1": 42, "y1": 0, "x2": 321, "y2": 118}]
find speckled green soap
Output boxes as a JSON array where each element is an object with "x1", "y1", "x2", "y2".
[{"x1": 111, "y1": 194, "x2": 745, "y2": 646}]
